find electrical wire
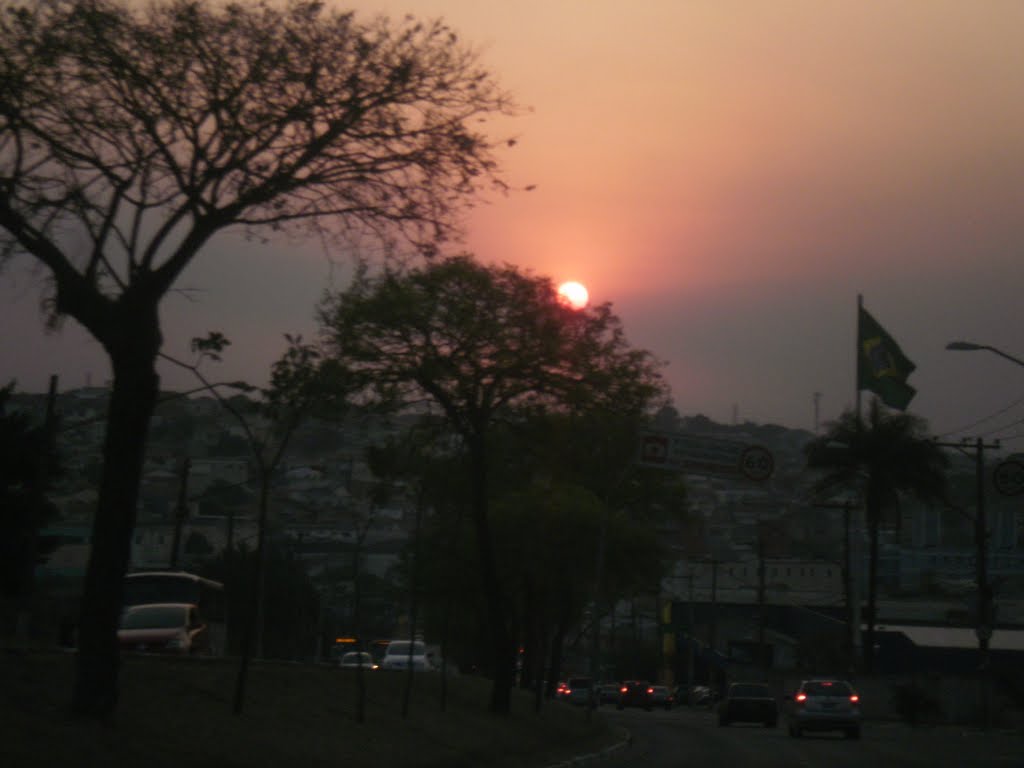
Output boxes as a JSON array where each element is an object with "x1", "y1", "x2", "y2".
[
  {"x1": 978, "y1": 416, "x2": 1024, "y2": 440},
  {"x1": 937, "y1": 392, "x2": 1024, "y2": 439}
]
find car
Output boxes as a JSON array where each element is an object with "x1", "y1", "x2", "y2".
[
  {"x1": 563, "y1": 676, "x2": 595, "y2": 706},
  {"x1": 617, "y1": 680, "x2": 654, "y2": 710},
  {"x1": 339, "y1": 651, "x2": 378, "y2": 670},
  {"x1": 688, "y1": 685, "x2": 716, "y2": 707},
  {"x1": 717, "y1": 682, "x2": 778, "y2": 727},
  {"x1": 117, "y1": 602, "x2": 208, "y2": 655},
  {"x1": 650, "y1": 685, "x2": 675, "y2": 710},
  {"x1": 597, "y1": 682, "x2": 620, "y2": 705},
  {"x1": 785, "y1": 679, "x2": 862, "y2": 739},
  {"x1": 380, "y1": 639, "x2": 432, "y2": 670}
]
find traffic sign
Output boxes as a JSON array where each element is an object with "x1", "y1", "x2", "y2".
[
  {"x1": 739, "y1": 445, "x2": 775, "y2": 482},
  {"x1": 993, "y1": 458, "x2": 1024, "y2": 497},
  {"x1": 637, "y1": 429, "x2": 774, "y2": 481}
]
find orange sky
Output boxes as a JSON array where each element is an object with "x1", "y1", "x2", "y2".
[{"x1": 4, "y1": 0, "x2": 1023, "y2": 440}]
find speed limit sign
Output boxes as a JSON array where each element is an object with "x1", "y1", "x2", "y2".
[
  {"x1": 739, "y1": 445, "x2": 774, "y2": 482},
  {"x1": 993, "y1": 458, "x2": 1024, "y2": 497}
]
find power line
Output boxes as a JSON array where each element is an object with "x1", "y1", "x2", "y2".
[
  {"x1": 937, "y1": 391, "x2": 1024, "y2": 439},
  {"x1": 978, "y1": 416, "x2": 1024, "y2": 440}
]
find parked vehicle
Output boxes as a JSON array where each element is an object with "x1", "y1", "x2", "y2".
[
  {"x1": 617, "y1": 680, "x2": 654, "y2": 711},
  {"x1": 718, "y1": 682, "x2": 778, "y2": 727},
  {"x1": 123, "y1": 571, "x2": 225, "y2": 655},
  {"x1": 784, "y1": 679, "x2": 861, "y2": 739},
  {"x1": 688, "y1": 685, "x2": 716, "y2": 707},
  {"x1": 597, "y1": 682, "x2": 620, "y2": 705},
  {"x1": 380, "y1": 639, "x2": 432, "y2": 670},
  {"x1": 650, "y1": 685, "x2": 675, "y2": 710},
  {"x1": 117, "y1": 602, "x2": 208, "y2": 655},
  {"x1": 339, "y1": 651, "x2": 378, "y2": 670},
  {"x1": 564, "y1": 677, "x2": 595, "y2": 706}
]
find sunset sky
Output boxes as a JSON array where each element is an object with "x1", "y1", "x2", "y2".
[{"x1": 3, "y1": 0, "x2": 1023, "y2": 445}]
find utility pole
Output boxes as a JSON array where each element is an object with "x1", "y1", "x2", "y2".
[
  {"x1": 169, "y1": 457, "x2": 191, "y2": 569},
  {"x1": 935, "y1": 436, "x2": 999, "y2": 730},
  {"x1": 687, "y1": 567, "x2": 695, "y2": 704},
  {"x1": 757, "y1": 522, "x2": 766, "y2": 669},
  {"x1": 708, "y1": 558, "x2": 718, "y2": 662},
  {"x1": 815, "y1": 499, "x2": 860, "y2": 672}
]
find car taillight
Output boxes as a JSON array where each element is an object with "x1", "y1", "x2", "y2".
[
  {"x1": 647, "y1": 687, "x2": 654, "y2": 695},
  {"x1": 565, "y1": 688, "x2": 572, "y2": 695},
  {"x1": 620, "y1": 686, "x2": 627, "y2": 694},
  {"x1": 795, "y1": 693, "x2": 807, "y2": 703},
  {"x1": 850, "y1": 694, "x2": 859, "y2": 704}
]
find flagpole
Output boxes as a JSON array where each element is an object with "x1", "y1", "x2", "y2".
[
  {"x1": 852, "y1": 292, "x2": 864, "y2": 674},
  {"x1": 855, "y1": 293, "x2": 863, "y2": 425}
]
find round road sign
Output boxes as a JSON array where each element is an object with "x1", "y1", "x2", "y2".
[
  {"x1": 993, "y1": 458, "x2": 1024, "y2": 497},
  {"x1": 739, "y1": 445, "x2": 774, "y2": 482}
]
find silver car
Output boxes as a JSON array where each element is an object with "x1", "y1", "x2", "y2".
[{"x1": 786, "y1": 679, "x2": 861, "y2": 739}]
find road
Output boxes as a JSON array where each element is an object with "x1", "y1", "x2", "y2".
[{"x1": 598, "y1": 706, "x2": 1022, "y2": 768}]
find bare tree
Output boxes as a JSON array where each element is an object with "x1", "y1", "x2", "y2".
[{"x1": 0, "y1": 0, "x2": 514, "y2": 718}]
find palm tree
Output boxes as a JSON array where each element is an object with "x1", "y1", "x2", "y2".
[{"x1": 805, "y1": 398, "x2": 948, "y2": 672}]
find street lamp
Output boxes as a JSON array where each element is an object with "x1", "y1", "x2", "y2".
[
  {"x1": 944, "y1": 337, "x2": 1022, "y2": 729},
  {"x1": 946, "y1": 341, "x2": 1024, "y2": 368}
]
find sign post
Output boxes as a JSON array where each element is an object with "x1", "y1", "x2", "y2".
[{"x1": 638, "y1": 429, "x2": 774, "y2": 482}]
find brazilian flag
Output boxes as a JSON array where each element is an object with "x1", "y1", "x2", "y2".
[{"x1": 857, "y1": 306, "x2": 916, "y2": 410}]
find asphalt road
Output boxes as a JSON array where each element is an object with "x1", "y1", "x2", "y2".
[{"x1": 598, "y1": 706, "x2": 1022, "y2": 768}]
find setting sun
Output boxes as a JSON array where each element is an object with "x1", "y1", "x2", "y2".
[{"x1": 557, "y1": 281, "x2": 589, "y2": 310}]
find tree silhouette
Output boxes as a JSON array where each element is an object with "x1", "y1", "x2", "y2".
[
  {"x1": 0, "y1": 383, "x2": 60, "y2": 640},
  {"x1": 0, "y1": 0, "x2": 513, "y2": 718},
  {"x1": 319, "y1": 254, "x2": 668, "y2": 713},
  {"x1": 805, "y1": 399, "x2": 948, "y2": 672}
]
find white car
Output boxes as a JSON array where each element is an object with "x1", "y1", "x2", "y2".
[
  {"x1": 339, "y1": 651, "x2": 378, "y2": 670},
  {"x1": 380, "y1": 639, "x2": 432, "y2": 670}
]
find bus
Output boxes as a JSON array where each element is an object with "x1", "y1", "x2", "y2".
[{"x1": 123, "y1": 571, "x2": 227, "y2": 655}]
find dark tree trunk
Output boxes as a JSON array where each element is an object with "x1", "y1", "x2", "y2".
[
  {"x1": 467, "y1": 434, "x2": 513, "y2": 714},
  {"x1": 71, "y1": 308, "x2": 161, "y2": 719}
]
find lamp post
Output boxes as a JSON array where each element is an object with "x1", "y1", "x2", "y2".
[
  {"x1": 946, "y1": 341, "x2": 1024, "y2": 368},
  {"x1": 945, "y1": 339, "x2": 1022, "y2": 729}
]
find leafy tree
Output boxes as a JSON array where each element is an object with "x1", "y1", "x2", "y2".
[
  {"x1": 488, "y1": 411, "x2": 679, "y2": 704},
  {"x1": 319, "y1": 254, "x2": 668, "y2": 713},
  {"x1": 805, "y1": 398, "x2": 948, "y2": 672},
  {"x1": 0, "y1": 0, "x2": 513, "y2": 717},
  {"x1": 0, "y1": 383, "x2": 60, "y2": 634}
]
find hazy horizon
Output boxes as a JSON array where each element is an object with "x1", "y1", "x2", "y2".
[{"x1": 3, "y1": 0, "x2": 1022, "y2": 445}]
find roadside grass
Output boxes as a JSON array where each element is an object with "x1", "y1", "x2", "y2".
[{"x1": 2, "y1": 652, "x2": 622, "y2": 768}]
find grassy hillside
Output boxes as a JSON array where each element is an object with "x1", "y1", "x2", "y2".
[{"x1": 2, "y1": 652, "x2": 621, "y2": 768}]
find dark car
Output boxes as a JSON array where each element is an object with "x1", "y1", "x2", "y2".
[
  {"x1": 617, "y1": 680, "x2": 654, "y2": 710},
  {"x1": 718, "y1": 682, "x2": 778, "y2": 727},
  {"x1": 650, "y1": 685, "x2": 675, "y2": 710},
  {"x1": 564, "y1": 676, "x2": 595, "y2": 706},
  {"x1": 785, "y1": 679, "x2": 862, "y2": 739},
  {"x1": 597, "y1": 682, "x2": 620, "y2": 705}
]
